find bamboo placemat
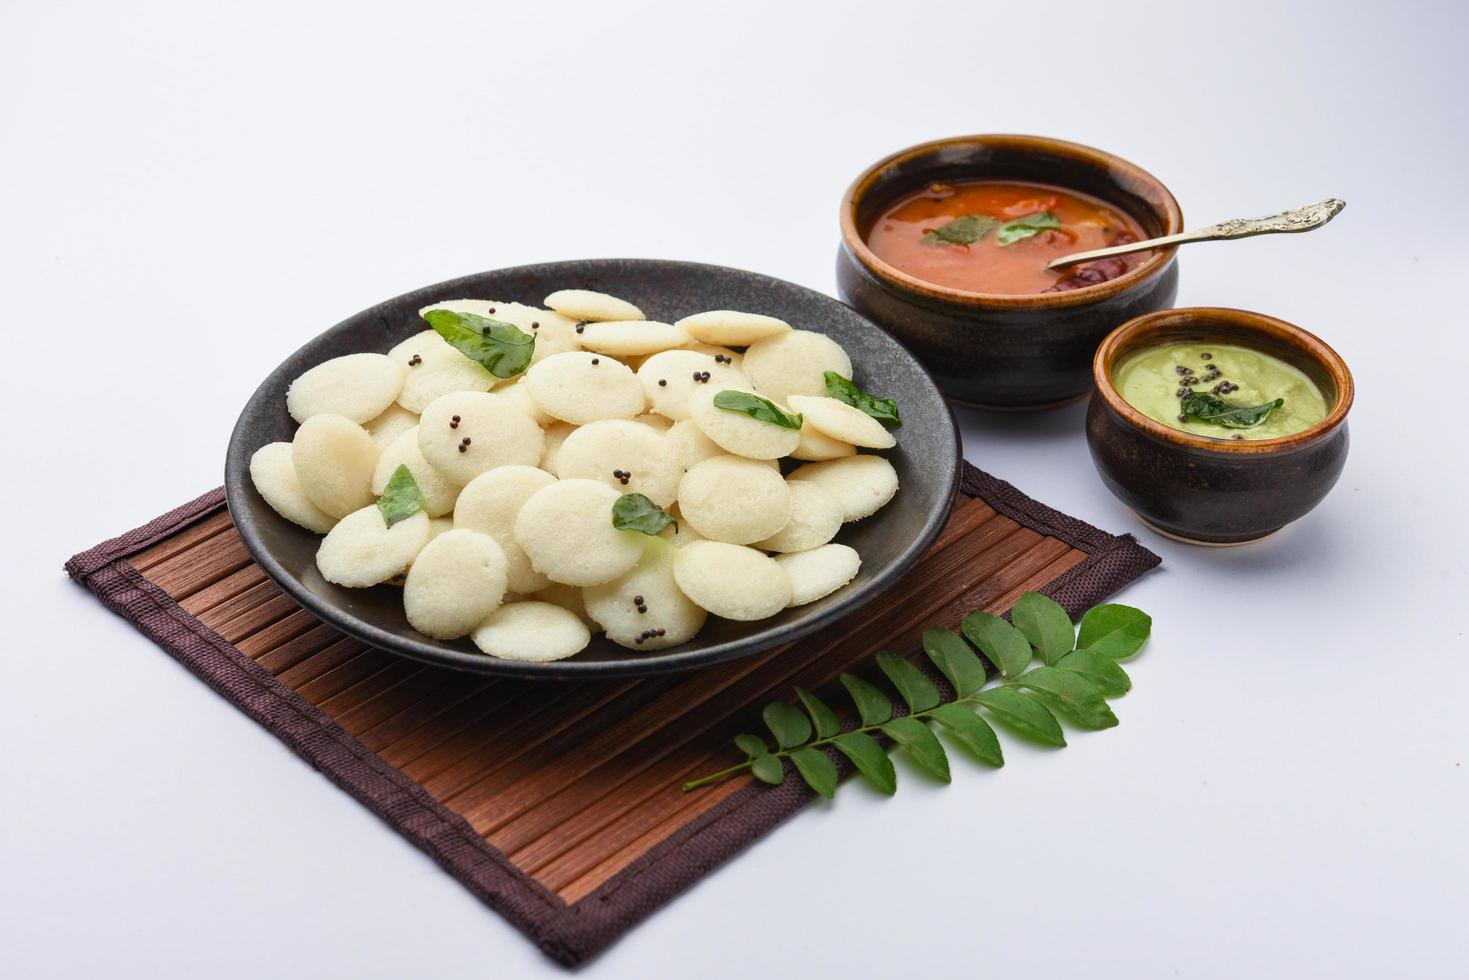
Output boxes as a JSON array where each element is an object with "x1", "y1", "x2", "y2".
[{"x1": 66, "y1": 463, "x2": 1158, "y2": 966}]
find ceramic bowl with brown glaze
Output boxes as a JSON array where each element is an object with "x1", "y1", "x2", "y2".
[
  {"x1": 1086, "y1": 307, "x2": 1354, "y2": 545},
  {"x1": 837, "y1": 134, "x2": 1183, "y2": 409}
]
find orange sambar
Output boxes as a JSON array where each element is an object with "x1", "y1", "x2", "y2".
[{"x1": 865, "y1": 180, "x2": 1148, "y2": 295}]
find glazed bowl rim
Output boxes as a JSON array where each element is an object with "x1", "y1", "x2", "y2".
[
  {"x1": 1091, "y1": 306, "x2": 1355, "y2": 454},
  {"x1": 839, "y1": 133, "x2": 1184, "y2": 309}
]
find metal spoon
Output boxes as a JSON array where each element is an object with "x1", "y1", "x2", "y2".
[{"x1": 1046, "y1": 198, "x2": 1346, "y2": 270}]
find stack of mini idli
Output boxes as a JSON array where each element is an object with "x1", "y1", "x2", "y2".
[{"x1": 250, "y1": 288, "x2": 901, "y2": 662}]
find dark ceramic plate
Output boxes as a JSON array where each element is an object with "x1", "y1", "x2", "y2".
[{"x1": 224, "y1": 259, "x2": 959, "y2": 679}]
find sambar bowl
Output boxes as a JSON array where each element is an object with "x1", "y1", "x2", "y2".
[{"x1": 837, "y1": 134, "x2": 1183, "y2": 409}]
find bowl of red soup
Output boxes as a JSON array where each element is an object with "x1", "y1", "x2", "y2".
[{"x1": 837, "y1": 135, "x2": 1183, "y2": 408}]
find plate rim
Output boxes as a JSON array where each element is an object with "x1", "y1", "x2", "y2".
[{"x1": 224, "y1": 258, "x2": 960, "y2": 680}]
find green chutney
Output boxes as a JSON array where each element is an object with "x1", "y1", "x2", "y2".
[{"x1": 1113, "y1": 343, "x2": 1329, "y2": 440}]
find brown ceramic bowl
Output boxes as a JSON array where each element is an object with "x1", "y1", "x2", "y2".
[
  {"x1": 837, "y1": 134, "x2": 1183, "y2": 409},
  {"x1": 1086, "y1": 308, "x2": 1354, "y2": 545}
]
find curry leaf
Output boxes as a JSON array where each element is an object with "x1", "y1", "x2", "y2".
[
  {"x1": 734, "y1": 734, "x2": 769, "y2": 758},
  {"x1": 1027, "y1": 688, "x2": 1119, "y2": 731},
  {"x1": 376, "y1": 465, "x2": 424, "y2": 527},
  {"x1": 961, "y1": 611, "x2": 1033, "y2": 678},
  {"x1": 1016, "y1": 667, "x2": 1118, "y2": 730},
  {"x1": 712, "y1": 390, "x2": 803, "y2": 429},
  {"x1": 789, "y1": 746, "x2": 839, "y2": 799},
  {"x1": 840, "y1": 672, "x2": 893, "y2": 727},
  {"x1": 796, "y1": 687, "x2": 840, "y2": 739},
  {"x1": 930, "y1": 704, "x2": 1003, "y2": 767},
  {"x1": 823, "y1": 372, "x2": 901, "y2": 426},
  {"x1": 1011, "y1": 592, "x2": 1075, "y2": 665},
  {"x1": 1181, "y1": 391, "x2": 1285, "y2": 429},
  {"x1": 1056, "y1": 648, "x2": 1132, "y2": 696},
  {"x1": 763, "y1": 701, "x2": 812, "y2": 748},
  {"x1": 875, "y1": 651, "x2": 940, "y2": 714},
  {"x1": 972, "y1": 687, "x2": 1066, "y2": 746},
  {"x1": 751, "y1": 754, "x2": 784, "y2": 784},
  {"x1": 922, "y1": 627, "x2": 987, "y2": 697},
  {"x1": 880, "y1": 717, "x2": 951, "y2": 782},
  {"x1": 833, "y1": 732, "x2": 897, "y2": 795},
  {"x1": 421, "y1": 308, "x2": 535, "y2": 379},
  {"x1": 611, "y1": 493, "x2": 676, "y2": 535},
  {"x1": 920, "y1": 214, "x2": 999, "y2": 245},
  {"x1": 1077, "y1": 604, "x2": 1153, "y2": 660},
  {"x1": 996, "y1": 210, "x2": 1060, "y2": 246}
]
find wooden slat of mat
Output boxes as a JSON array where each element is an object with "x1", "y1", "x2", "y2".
[{"x1": 128, "y1": 492, "x2": 1096, "y2": 904}]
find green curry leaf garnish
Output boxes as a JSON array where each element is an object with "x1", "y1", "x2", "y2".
[
  {"x1": 920, "y1": 214, "x2": 1000, "y2": 246},
  {"x1": 823, "y1": 372, "x2": 900, "y2": 427},
  {"x1": 611, "y1": 493, "x2": 677, "y2": 536},
  {"x1": 995, "y1": 210, "x2": 1061, "y2": 246},
  {"x1": 1181, "y1": 391, "x2": 1285, "y2": 429},
  {"x1": 376, "y1": 465, "x2": 424, "y2": 528},
  {"x1": 712, "y1": 390, "x2": 803, "y2": 430},
  {"x1": 421, "y1": 308, "x2": 536, "y2": 379}
]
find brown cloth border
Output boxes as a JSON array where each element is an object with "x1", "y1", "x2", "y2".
[{"x1": 65, "y1": 464, "x2": 1159, "y2": 967}]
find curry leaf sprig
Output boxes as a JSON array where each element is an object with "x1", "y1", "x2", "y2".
[{"x1": 683, "y1": 593, "x2": 1151, "y2": 798}]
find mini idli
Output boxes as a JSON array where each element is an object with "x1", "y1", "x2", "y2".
[
  {"x1": 788, "y1": 455, "x2": 899, "y2": 522},
  {"x1": 637, "y1": 349, "x2": 750, "y2": 422},
  {"x1": 249, "y1": 442, "x2": 337, "y2": 533},
  {"x1": 403, "y1": 529, "x2": 509, "y2": 639},
  {"x1": 665, "y1": 419, "x2": 725, "y2": 470},
  {"x1": 677, "y1": 455, "x2": 791, "y2": 544},
  {"x1": 776, "y1": 544, "x2": 861, "y2": 606},
  {"x1": 786, "y1": 395, "x2": 897, "y2": 450},
  {"x1": 532, "y1": 581, "x2": 597, "y2": 630},
  {"x1": 634, "y1": 413, "x2": 673, "y2": 432},
  {"x1": 673, "y1": 541, "x2": 791, "y2": 620},
  {"x1": 742, "y1": 330, "x2": 853, "y2": 404},
  {"x1": 514, "y1": 479, "x2": 644, "y2": 586},
  {"x1": 791, "y1": 420, "x2": 857, "y2": 461},
  {"x1": 485, "y1": 377, "x2": 553, "y2": 426},
  {"x1": 577, "y1": 320, "x2": 690, "y2": 357},
  {"x1": 553, "y1": 419, "x2": 682, "y2": 507},
  {"x1": 689, "y1": 386, "x2": 802, "y2": 460},
  {"x1": 657, "y1": 505, "x2": 705, "y2": 548},
  {"x1": 292, "y1": 413, "x2": 381, "y2": 518},
  {"x1": 316, "y1": 506, "x2": 431, "y2": 587},
  {"x1": 388, "y1": 329, "x2": 498, "y2": 413},
  {"x1": 417, "y1": 391, "x2": 544, "y2": 485},
  {"x1": 524, "y1": 351, "x2": 646, "y2": 424},
  {"x1": 754, "y1": 480, "x2": 844, "y2": 553},
  {"x1": 453, "y1": 465, "x2": 557, "y2": 594},
  {"x1": 286, "y1": 352, "x2": 406, "y2": 425},
  {"x1": 674, "y1": 310, "x2": 792, "y2": 346},
  {"x1": 540, "y1": 421, "x2": 577, "y2": 473},
  {"x1": 584, "y1": 536, "x2": 707, "y2": 649},
  {"x1": 544, "y1": 288, "x2": 644, "y2": 322},
  {"x1": 371, "y1": 427, "x2": 462, "y2": 518},
  {"x1": 471, "y1": 601, "x2": 591, "y2": 662},
  {"x1": 364, "y1": 403, "x2": 420, "y2": 448}
]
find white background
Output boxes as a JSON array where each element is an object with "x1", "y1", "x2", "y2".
[{"x1": 3, "y1": 1, "x2": 1465, "y2": 976}]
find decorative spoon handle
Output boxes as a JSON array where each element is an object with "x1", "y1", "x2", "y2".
[{"x1": 1046, "y1": 198, "x2": 1346, "y2": 269}]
